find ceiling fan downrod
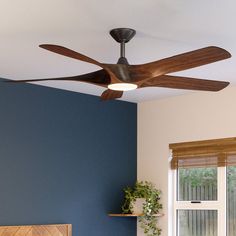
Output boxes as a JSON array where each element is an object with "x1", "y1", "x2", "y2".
[{"x1": 110, "y1": 28, "x2": 136, "y2": 65}]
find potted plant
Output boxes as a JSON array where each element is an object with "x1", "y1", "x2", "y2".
[{"x1": 122, "y1": 181, "x2": 162, "y2": 236}]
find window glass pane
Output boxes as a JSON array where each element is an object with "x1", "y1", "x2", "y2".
[
  {"x1": 227, "y1": 166, "x2": 236, "y2": 236},
  {"x1": 178, "y1": 167, "x2": 217, "y2": 201},
  {"x1": 178, "y1": 210, "x2": 217, "y2": 236}
]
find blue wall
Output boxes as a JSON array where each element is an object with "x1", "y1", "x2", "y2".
[{"x1": 0, "y1": 80, "x2": 137, "y2": 236}]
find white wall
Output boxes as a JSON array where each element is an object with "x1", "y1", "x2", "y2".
[{"x1": 137, "y1": 86, "x2": 236, "y2": 236}]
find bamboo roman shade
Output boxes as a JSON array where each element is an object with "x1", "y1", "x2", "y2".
[{"x1": 170, "y1": 137, "x2": 236, "y2": 169}]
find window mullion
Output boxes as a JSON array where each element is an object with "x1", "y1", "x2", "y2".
[
  {"x1": 218, "y1": 166, "x2": 227, "y2": 236},
  {"x1": 175, "y1": 201, "x2": 222, "y2": 210}
]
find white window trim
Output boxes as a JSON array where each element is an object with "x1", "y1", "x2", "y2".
[{"x1": 171, "y1": 167, "x2": 227, "y2": 236}]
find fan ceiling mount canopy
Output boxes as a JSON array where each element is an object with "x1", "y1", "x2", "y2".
[{"x1": 11, "y1": 28, "x2": 231, "y2": 101}]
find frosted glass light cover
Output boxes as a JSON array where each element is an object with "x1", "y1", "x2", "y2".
[{"x1": 108, "y1": 83, "x2": 137, "y2": 91}]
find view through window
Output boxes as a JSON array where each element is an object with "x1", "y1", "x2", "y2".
[{"x1": 177, "y1": 167, "x2": 218, "y2": 236}]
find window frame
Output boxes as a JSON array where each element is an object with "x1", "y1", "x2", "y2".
[{"x1": 172, "y1": 166, "x2": 227, "y2": 236}]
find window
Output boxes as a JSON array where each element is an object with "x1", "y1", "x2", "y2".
[{"x1": 170, "y1": 137, "x2": 236, "y2": 236}]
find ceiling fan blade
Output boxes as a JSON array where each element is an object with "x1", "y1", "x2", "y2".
[
  {"x1": 130, "y1": 46, "x2": 231, "y2": 81},
  {"x1": 40, "y1": 44, "x2": 102, "y2": 67},
  {"x1": 6, "y1": 70, "x2": 110, "y2": 88},
  {"x1": 100, "y1": 89, "x2": 123, "y2": 101},
  {"x1": 140, "y1": 75, "x2": 229, "y2": 91},
  {"x1": 40, "y1": 44, "x2": 120, "y2": 83}
]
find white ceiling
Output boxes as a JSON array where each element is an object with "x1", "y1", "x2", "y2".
[{"x1": 0, "y1": 0, "x2": 235, "y2": 103}]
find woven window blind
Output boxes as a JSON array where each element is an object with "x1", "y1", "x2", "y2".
[{"x1": 169, "y1": 137, "x2": 236, "y2": 169}]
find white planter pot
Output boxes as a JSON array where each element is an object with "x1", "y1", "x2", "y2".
[{"x1": 131, "y1": 198, "x2": 146, "y2": 214}]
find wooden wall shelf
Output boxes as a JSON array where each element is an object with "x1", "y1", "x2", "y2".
[{"x1": 108, "y1": 213, "x2": 164, "y2": 217}]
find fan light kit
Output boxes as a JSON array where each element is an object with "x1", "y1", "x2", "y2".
[
  {"x1": 10, "y1": 28, "x2": 232, "y2": 101},
  {"x1": 108, "y1": 83, "x2": 137, "y2": 91}
]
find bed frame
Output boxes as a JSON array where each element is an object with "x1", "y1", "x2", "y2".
[{"x1": 0, "y1": 224, "x2": 72, "y2": 236}]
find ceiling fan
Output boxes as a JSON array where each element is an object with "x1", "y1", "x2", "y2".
[{"x1": 10, "y1": 28, "x2": 231, "y2": 100}]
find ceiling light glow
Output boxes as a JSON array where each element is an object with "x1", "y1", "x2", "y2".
[{"x1": 108, "y1": 83, "x2": 137, "y2": 91}]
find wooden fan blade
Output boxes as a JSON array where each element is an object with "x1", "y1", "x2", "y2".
[
  {"x1": 130, "y1": 47, "x2": 231, "y2": 81},
  {"x1": 6, "y1": 70, "x2": 110, "y2": 88},
  {"x1": 100, "y1": 89, "x2": 123, "y2": 101},
  {"x1": 140, "y1": 75, "x2": 230, "y2": 91},
  {"x1": 39, "y1": 44, "x2": 120, "y2": 83},
  {"x1": 39, "y1": 44, "x2": 102, "y2": 66}
]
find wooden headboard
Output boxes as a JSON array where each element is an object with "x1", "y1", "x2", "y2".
[{"x1": 0, "y1": 224, "x2": 72, "y2": 236}]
